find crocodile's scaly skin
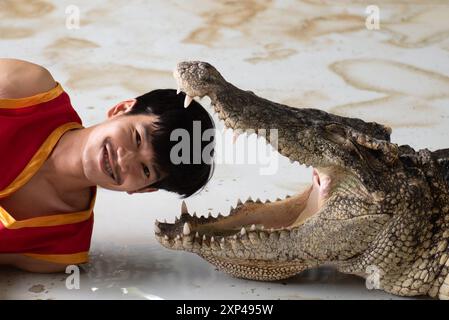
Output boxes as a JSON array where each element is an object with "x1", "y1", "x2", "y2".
[{"x1": 155, "y1": 61, "x2": 449, "y2": 299}]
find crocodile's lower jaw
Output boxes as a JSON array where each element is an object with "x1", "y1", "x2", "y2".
[{"x1": 154, "y1": 164, "x2": 332, "y2": 247}]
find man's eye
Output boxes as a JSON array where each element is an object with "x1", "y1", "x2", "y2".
[
  {"x1": 143, "y1": 165, "x2": 150, "y2": 178},
  {"x1": 136, "y1": 130, "x2": 142, "y2": 147}
]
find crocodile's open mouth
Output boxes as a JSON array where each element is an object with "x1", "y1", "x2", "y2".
[
  {"x1": 152, "y1": 61, "x2": 396, "y2": 282},
  {"x1": 154, "y1": 62, "x2": 343, "y2": 255},
  {"x1": 154, "y1": 63, "x2": 340, "y2": 248},
  {"x1": 155, "y1": 129, "x2": 334, "y2": 250}
]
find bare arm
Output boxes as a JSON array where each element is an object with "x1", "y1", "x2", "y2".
[
  {"x1": 0, "y1": 58, "x2": 56, "y2": 99},
  {"x1": 0, "y1": 60, "x2": 66, "y2": 273},
  {"x1": 0, "y1": 254, "x2": 68, "y2": 273}
]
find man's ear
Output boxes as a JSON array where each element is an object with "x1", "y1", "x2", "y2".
[
  {"x1": 107, "y1": 99, "x2": 137, "y2": 118},
  {"x1": 127, "y1": 187, "x2": 158, "y2": 195}
]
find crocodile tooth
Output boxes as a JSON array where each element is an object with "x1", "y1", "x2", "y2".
[
  {"x1": 249, "y1": 232, "x2": 259, "y2": 243},
  {"x1": 164, "y1": 235, "x2": 169, "y2": 240},
  {"x1": 202, "y1": 235, "x2": 207, "y2": 241},
  {"x1": 280, "y1": 230, "x2": 290, "y2": 240},
  {"x1": 211, "y1": 236, "x2": 215, "y2": 242},
  {"x1": 232, "y1": 132, "x2": 240, "y2": 144},
  {"x1": 195, "y1": 232, "x2": 200, "y2": 238},
  {"x1": 181, "y1": 200, "x2": 188, "y2": 215},
  {"x1": 269, "y1": 232, "x2": 279, "y2": 241},
  {"x1": 154, "y1": 221, "x2": 161, "y2": 234},
  {"x1": 240, "y1": 227, "x2": 246, "y2": 235},
  {"x1": 183, "y1": 222, "x2": 191, "y2": 236},
  {"x1": 184, "y1": 95, "x2": 194, "y2": 108},
  {"x1": 250, "y1": 224, "x2": 256, "y2": 231}
]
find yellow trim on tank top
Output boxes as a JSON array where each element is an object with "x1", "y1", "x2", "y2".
[
  {"x1": 23, "y1": 251, "x2": 89, "y2": 265},
  {"x1": 0, "y1": 121, "x2": 97, "y2": 229},
  {"x1": 0, "y1": 82, "x2": 64, "y2": 109}
]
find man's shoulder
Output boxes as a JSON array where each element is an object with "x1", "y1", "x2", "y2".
[{"x1": 0, "y1": 59, "x2": 56, "y2": 100}]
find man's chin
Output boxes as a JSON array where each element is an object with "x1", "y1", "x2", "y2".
[{"x1": 97, "y1": 183, "x2": 125, "y2": 192}]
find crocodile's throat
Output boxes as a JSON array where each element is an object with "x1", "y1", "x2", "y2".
[{"x1": 199, "y1": 167, "x2": 332, "y2": 232}]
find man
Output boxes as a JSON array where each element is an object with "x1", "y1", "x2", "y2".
[{"x1": 0, "y1": 59, "x2": 215, "y2": 273}]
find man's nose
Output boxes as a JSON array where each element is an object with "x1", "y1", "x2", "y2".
[{"x1": 117, "y1": 147, "x2": 136, "y2": 173}]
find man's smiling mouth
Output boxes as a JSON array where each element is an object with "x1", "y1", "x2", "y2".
[{"x1": 102, "y1": 143, "x2": 117, "y2": 183}]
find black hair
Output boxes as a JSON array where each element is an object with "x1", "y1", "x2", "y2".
[{"x1": 126, "y1": 89, "x2": 215, "y2": 198}]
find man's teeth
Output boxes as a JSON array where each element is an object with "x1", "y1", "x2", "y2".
[{"x1": 104, "y1": 149, "x2": 114, "y2": 178}]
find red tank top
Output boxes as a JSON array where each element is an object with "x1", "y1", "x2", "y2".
[{"x1": 0, "y1": 83, "x2": 96, "y2": 265}]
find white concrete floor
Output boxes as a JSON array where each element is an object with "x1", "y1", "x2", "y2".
[{"x1": 1, "y1": 0, "x2": 449, "y2": 299}]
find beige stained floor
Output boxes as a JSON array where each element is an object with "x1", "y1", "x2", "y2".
[{"x1": 1, "y1": 0, "x2": 449, "y2": 299}]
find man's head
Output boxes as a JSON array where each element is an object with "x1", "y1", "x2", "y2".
[{"x1": 82, "y1": 89, "x2": 215, "y2": 198}]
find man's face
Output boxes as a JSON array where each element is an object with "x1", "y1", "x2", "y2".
[{"x1": 82, "y1": 99, "x2": 164, "y2": 193}]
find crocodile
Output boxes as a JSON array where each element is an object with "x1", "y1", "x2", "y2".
[{"x1": 155, "y1": 61, "x2": 449, "y2": 299}]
